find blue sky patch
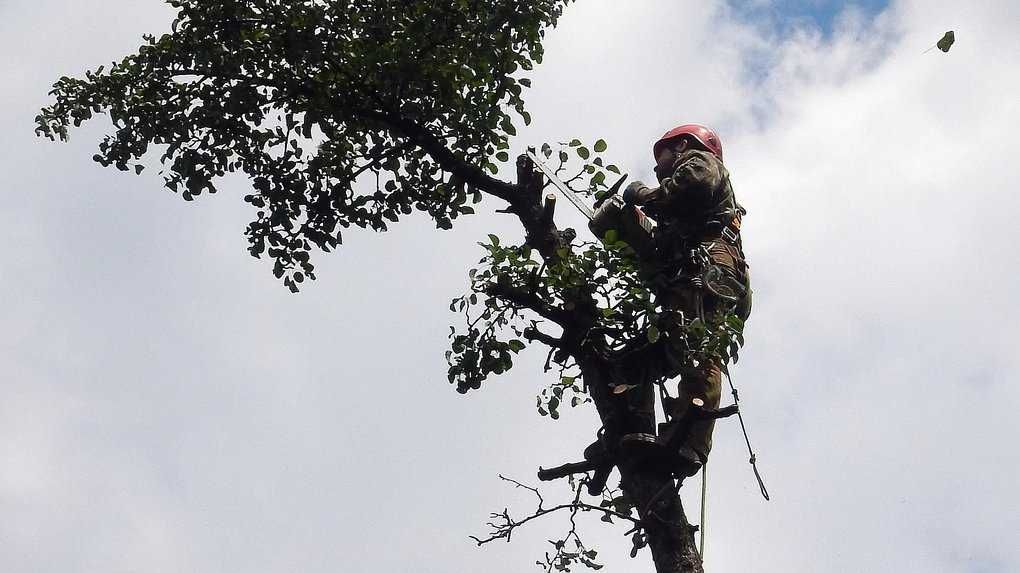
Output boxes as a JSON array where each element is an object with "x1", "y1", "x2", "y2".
[{"x1": 731, "y1": 0, "x2": 890, "y2": 37}]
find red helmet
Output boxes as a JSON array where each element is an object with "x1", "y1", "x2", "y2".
[{"x1": 653, "y1": 124, "x2": 723, "y2": 160}]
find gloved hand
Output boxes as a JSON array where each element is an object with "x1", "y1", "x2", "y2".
[{"x1": 622, "y1": 181, "x2": 651, "y2": 205}]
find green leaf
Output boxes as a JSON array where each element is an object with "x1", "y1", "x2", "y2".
[
  {"x1": 593, "y1": 139, "x2": 607, "y2": 152},
  {"x1": 38, "y1": 0, "x2": 578, "y2": 293},
  {"x1": 577, "y1": 147, "x2": 590, "y2": 159},
  {"x1": 500, "y1": 117, "x2": 517, "y2": 136},
  {"x1": 647, "y1": 325, "x2": 660, "y2": 343},
  {"x1": 937, "y1": 30, "x2": 955, "y2": 53}
]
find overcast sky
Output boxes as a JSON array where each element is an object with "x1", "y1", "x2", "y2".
[{"x1": 2, "y1": 1, "x2": 1018, "y2": 572}]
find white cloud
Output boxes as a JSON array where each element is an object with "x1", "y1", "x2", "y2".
[{"x1": 1, "y1": 1, "x2": 1017, "y2": 572}]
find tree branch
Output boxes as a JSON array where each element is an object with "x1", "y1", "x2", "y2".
[
  {"x1": 358, "y1": 109, "x2": 518, "y2": 202},
  {"x1": 486, "y1": 282, "x2": 571, "y2": 326},
  {"x1": 523, "y1": 326, "x2": 563, "y2": 348},
  {"x1": 470, "y1": 475, "x2": 641, "y2": 547}
]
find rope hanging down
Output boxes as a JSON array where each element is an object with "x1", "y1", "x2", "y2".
[
  {"x1": 699, "y1": 463, "x2": 708, "y2": 558},
  {"x1": 723, "y1": 367, "x2": 769, "y2": 500}
]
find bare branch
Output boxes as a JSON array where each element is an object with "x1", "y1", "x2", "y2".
[{"x1": 470, "y1": 476, "x2": 641, "y2": 547}]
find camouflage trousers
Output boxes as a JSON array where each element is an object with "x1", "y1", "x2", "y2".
[
  {"x1": 618, "y1": 285, "x2": 726, "y2": 461},
  {"x1": 622, "y1": 334, "x2": 722, "y2": 461},
  {"x1": 671, "y1": 359, "x2": 722, "y2": 460}
]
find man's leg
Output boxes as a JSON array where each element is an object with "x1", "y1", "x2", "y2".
[{"x1": 676, "y1": 361, "x2": 723, "y2": 460}]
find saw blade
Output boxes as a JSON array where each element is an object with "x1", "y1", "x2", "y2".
[{"x1": 526, "y1": 150, "x2": 596, "y2": 220}]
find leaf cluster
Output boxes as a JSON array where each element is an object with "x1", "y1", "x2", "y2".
[
  {"x1": 36, "y1": 0, "x2": 573, "y2": 289},
  {"x1": 445, "y1": 138, "x2": 749, "y2": 416}
]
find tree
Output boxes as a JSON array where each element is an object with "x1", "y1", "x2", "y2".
[{"x1": 36, "y1": 2, "x2": 745, "y2": 571}]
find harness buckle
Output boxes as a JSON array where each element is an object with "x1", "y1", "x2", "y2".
[{"x1": 722, "y1": 225, "x2": 739, "y2": 243}]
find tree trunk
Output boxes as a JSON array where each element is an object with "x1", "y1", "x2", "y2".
[
  {"x1": 507, "y1": 156, "x2": 703, "y2": 572},
  {"x1": 580, "y1": 357, "x2": 704, "y2": 573},
  {"x1": 620, "y1": 465, "x2": 704, "y2": 573}
]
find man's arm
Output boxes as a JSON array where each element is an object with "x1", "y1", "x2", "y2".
[{"x1": 623, "y1": 149, "x2": 726, "y2": 209}]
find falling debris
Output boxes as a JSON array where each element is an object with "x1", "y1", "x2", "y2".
[
  {"x1": 925, "y1": 30, "x2": 955, "y2": 53},
  {"x1": 937, "y1": 30, "x2": 956, "y2": 52}
]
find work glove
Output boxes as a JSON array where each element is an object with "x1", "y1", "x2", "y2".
[{"x1": 622, "y1": 181, "x2": 651, "y2": 205}]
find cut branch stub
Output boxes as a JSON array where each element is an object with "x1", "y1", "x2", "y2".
[
  {"x1": 515, "y1": 153, "x2": 562, "y2": 260},
  {"x1": 540, "y1": 193, "x2": 556, "y2": 227}
]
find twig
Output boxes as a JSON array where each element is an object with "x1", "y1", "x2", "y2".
[{"x1": 469, "y1": 476, "x2": 641, "y2": 547}]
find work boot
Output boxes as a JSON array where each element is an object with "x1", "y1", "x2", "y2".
[
  {"x1": 618, "y1": 433, "x2": 704, "y2": 479},
  {"x1": 672, "y1": 445, "x2": 704, "y2": 478},
  {"x1": 618, "y1": 432, "x2": 664, "y2": 461}
]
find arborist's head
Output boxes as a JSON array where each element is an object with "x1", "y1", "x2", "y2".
[{"x1": 652, "y1": 124, "x2": 723, "y2": 179}]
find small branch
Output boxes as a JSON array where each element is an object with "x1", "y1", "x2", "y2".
[
  {"x1": 486, "y1": 282, "x2": 571, "y2": 326},
  {"x1": 470, "y1": 475, "x2": 642, "y2": 547},
  {"x1": 517, "y1": 153, "x2": 542, "y2": 205},
  {"x1": 537, "y1": 460, "x2": 600, "y2": 481},
  {"x1": 705, "y1": 404, "x2": 739, "y2": 420},
  {"x1": 470, "y1": 500, "x2": 640, "y2": 546},
  {"x1": 661, "y1": 399, "x2": 740, "y2": 452},
  {"x1": 499, "y1": 474, "x2": 545, "y2": 509},
  {"x1": 539, "y1": 193, "x2": 556, "y2": 228},
  {"x1": 361, "y1": 109, "x2": 518, "y2": 202},
  {"x1": 523, "y1": 326, "x2": 563, "y2": 349}
]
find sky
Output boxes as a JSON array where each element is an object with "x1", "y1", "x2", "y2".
[
  {"x1": 735, "y1": 0, "x2": 891, "y2": 35},
  {"x1": 2, "y1": 1, "x2": 1018, "y2": 572}
]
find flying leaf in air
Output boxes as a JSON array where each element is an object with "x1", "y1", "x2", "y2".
[
  {"x1": 925, "y1": 30, "x2": 955, "y2": 53},
  {"x1": 937, "y1": 31, "x2": 955, "y2": 52}
]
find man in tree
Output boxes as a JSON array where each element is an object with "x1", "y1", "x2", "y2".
[
  {"x1": 35, "y1": 1, "x2": 745, "y2": 569},
  {"x1": 591, "y1": 124, "x2": 750, "y2": 479}
]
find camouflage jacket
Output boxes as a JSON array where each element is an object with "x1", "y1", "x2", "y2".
[{"x1": 629, "y1": 149, "x2": 748, "y2": 289}]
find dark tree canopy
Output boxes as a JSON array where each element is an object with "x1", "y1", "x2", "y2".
[
  {"x1": 38, "y1": 3, "x2": 749, "y2": 572},
  {"x1": 37, "y1": 0, "x2": 568, "y2": 290}
]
